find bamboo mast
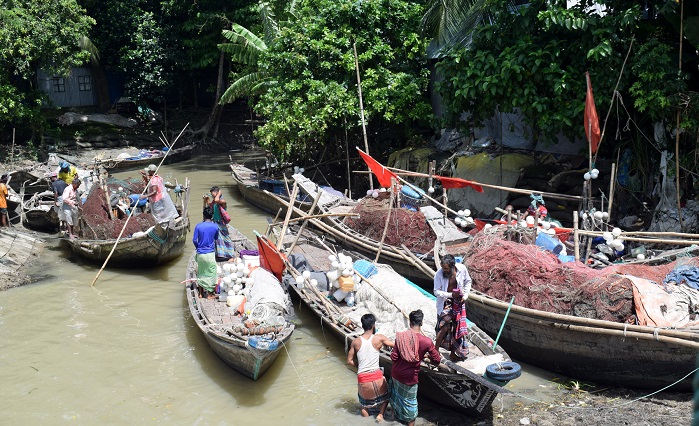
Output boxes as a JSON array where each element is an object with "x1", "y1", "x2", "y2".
[
  {"x1": 353, "y1": 42, "x2": 372, "y2": 190},
  {"x1": 675, "y1": 0, "x2": 685, "y2": 231}
]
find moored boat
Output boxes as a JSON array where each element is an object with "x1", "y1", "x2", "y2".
[
  {"x1": 273, "y1": 227, "x2": 517, "y2": 416},
  {"x1": 185, "y1": 229, "x2": 295, "y2": 380},
  {"x1": 95, "y1": 145, "x2": 194, "y2": 171},
  {"x1": 230, "y1": 163, "x2": 314, "y2": 216},
  {"x1": 22, "y1": 190, "x2": 60, "y2": 232}
]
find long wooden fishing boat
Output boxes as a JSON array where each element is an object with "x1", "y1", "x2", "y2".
[
  {"x1": 464, "y1": 289, "x2": 699, "y2": 391},
  {"x1": 272, "y1": 227, "x2": 517, "y2": 416},
  {"x1": 22, "y1": 190, "x2": 60, "y2": 232},
  {"x1": 94, "y1": 145, "x2": 194, "y2": 171},
  {"x1": 230, "y1": 163, "x2": 314, "y2": 216},
  {"x1": 185, "y1": 228, "x2": 295, "y2": 380}
]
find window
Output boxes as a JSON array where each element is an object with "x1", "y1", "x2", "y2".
[
  {"x1": 53, "y1": 77, "x2": 65, "y2": 93},
  {"x1": 78, "y1": 75, "x2": 91, "y2": 91}
]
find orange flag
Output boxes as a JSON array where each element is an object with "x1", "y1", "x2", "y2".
[
  {"x1": 356, "y1": 148, "x2": 398, "y2": 188},
  {"x1": 436, "y1": 176, "x2": 484, "y2": 192},
  {"x1": 584, "y1": 71, "x2": 601, "y2": 154}
]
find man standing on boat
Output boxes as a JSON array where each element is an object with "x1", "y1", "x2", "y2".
[
  {"x1": 347, "y1": 313, "x2": 394, "y2": 422},
  {"x1": 433, "y1": 254, "x2": 472, "y2": 314},
  {"x1": 140, "y1": 164, "x2": 178, "y2": 222},
  {"x1": 192, "y1": 206, "x2": 219, "y2": 299},
  {"x1": 50, "y1": 172, "x2": 68, "y2": 231},
  {"x1": 62, "y1": 178, "x2": 82, "y2": 238},
  {"x1": 390, "y1": 310, "x2": 441, "y2": 426}
]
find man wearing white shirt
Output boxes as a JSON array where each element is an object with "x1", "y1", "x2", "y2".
[{"x1": 433, "y1": 254, "x2": 472, "y2": 314}]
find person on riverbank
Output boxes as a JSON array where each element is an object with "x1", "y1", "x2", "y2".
[
  {"x1": 433, "y1": 254, "x2": 472, "y2": 315},
  {"x1": 347, "y1": 313, "x2": 394, "y2": 422},
  {"x1": 435, "y1": 287, "x2": 470, "y2": 361},
  {"x1": 62, "y1": 179, "x2": 82, "y2": 238},
  {"x1": 390, "y1": 310, "x2": 441, "y2": 426},
  {"x1": 50, "y1": 172, "x2": 68, "y2": 230},
  {"x1": 193, "y1": 206, "x2": 219, "y2": 299},
  {"x1": 57, "y1": 161, "x2": 78, "y2": 185},
  {"x1": 203, "y1": 186, "x2": 235, "y2": 260},
  {"x1": 0, "y1": 174, "x2": 9, "y2": 227}
]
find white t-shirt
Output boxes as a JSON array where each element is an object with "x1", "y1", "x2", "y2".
[{"x1": 433, "y1": 262, "x2": 472, "y2": 313}]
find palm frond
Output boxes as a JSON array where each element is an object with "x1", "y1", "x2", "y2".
[
  {"x1": 219, "y1": 72, "x2": 268, "y2": 104},
  {"x1": 258, "y1": 2, "x2": 279, "y2": 44},
  {"x1": 78, "y1": 35, "x2": 100, "y2": 66},
  {"x1": 218, "y1": 41, "x2": 261, "y2": 65}
]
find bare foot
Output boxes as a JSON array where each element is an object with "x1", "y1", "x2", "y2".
[
  {"x1": 375, "y1": 414, "x2": 384, "y2": 423},
  {"x1": 360, "y1": 408, "x2": 369, "y2": 418}
]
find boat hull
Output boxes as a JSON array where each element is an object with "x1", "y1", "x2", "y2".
[
  {"x1": 65, "y1": 216, "x2": 189, "y2": 266},
  {"x1": 466, "y1": 291, "x2": 699, "y2": 390},
  {"x1": 97, "y1": 146, "x2": 194, "y2": 171},
  {"x1": 23, "y1": 207, "x2": 60, "y2": 232},
  {"x1": 230, "y1": 164, "x2": 310, "y2": 216}
]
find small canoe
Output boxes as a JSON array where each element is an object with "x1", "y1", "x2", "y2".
[
  {"x1": 185, "y1": 228, "x2": 295, "y2": 380},
  {"x1": 94, "y1": 145, "x2": 194, "y2": 171},
  {"x1": 22, "y1": 190, "x2": 60, "y2": 232},
  {"x1": 230, "y1": 163, "x2": 313, "y2": 216},
  {"x1": 277, "y1": 228, "x2": 517, "y2": 416}
]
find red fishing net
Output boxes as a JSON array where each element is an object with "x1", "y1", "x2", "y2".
[
  {"x1": 343, "y1": 196, "x2": 437, "y2": 254},
  {"x1": 77, "y1": 178, "x2": 157, "y2": 240},
  {"x1": 463, "y1": 231, "x2": 638, "y2": 323}
]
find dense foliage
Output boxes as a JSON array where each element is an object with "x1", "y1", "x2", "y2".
[
  {"x1": 0, "y1": 0, "x2": 94, "y2": 136},
  {"x1": 252, "y1": 0, "x2": 431, "y2": 160},
  {"x1": 435, "y1": 0, "x2": 696, "y2": 147}
]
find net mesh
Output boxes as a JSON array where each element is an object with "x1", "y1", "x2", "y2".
[
  {"x1": 77, "y1": 178, "x2": 157, "y2": 240},
  {"x1": 344, "y1": 196, "x2": 437, "y2": 254},
  {"x1": 463, "y1": 230, "x2": 635, "y2": 322}
]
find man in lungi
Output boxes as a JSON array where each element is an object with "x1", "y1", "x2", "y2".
[
  {"x1": 390, "y1": 310, "x2": 441, "y2": 426},
  {"x1": 192, "y1": 206, "x2": 219, "y2": 299},
  {"x1": 347, "y1": 313, "x2": 394, "y2": 422},
  {"x1": 435, "y1": 287, "x2": 470, "y2": 361},
  {"x1": 433, "y1": 254, "x2": 472, "y2": 317}
]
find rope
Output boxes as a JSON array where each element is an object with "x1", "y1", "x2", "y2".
[
  {"x1": 500, "y1": 367, "x2": 697, "y2": 410},
  {"x1": 280, "y1": 338, "x2": 317, "y2": 394}
]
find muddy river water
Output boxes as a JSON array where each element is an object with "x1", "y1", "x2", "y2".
[{"x1": 0, "y1": 155, "x2": 557, "y2": 424}]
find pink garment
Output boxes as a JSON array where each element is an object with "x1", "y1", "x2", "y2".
[
  {"x1": 147, "y1": 175, "x2": 164, "y2": 202},
  {"x1": 62, "y1": 185, "x2": 78, "y2": 206}
]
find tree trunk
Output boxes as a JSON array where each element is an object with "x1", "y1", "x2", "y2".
[{"x1": 197, "y1": 51, "x2": 225, "y2": 139}]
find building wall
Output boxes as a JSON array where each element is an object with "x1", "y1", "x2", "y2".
[{"x1": 37, "y1": 67, "x2": 97, "y2": 108}]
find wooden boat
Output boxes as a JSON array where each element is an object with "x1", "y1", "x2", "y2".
[
  {"x1": 230, "y1": 163, "x2": 315, "y2": 216},
  {"x1": 6, "y1": 186, "x2": 21, "y2": 215},
  {"x1": 63, "y1": 180, "x2": 191, "y2": 266},
  {"x1": 22, "y1": 190, "x2": 60, "y2": 232},
  {"x1": 464, "y1": 289, "x2": 699, "y2": 391},
  {"x1": 94, "y1": 145, "x2": 194, "y2": 171},
  {"x1": 280, "y1": 174, "x2": 457, "y2": 285},
  {"x1": 185, "y1": 228, "x2": 295, "y2": 380},
  {"x1": 276, "y1": 228, "x2": 517, "y2": 417}
]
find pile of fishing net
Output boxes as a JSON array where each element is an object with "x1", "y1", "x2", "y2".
[
  {"x1": 343, "y1": 196, "x2": 437, "y2": 254},
  {"x1": 78, "y1": 178, "x2": 157, "y2": 240},
  {"x1": 463, "y1": 230, "x2": 637, "y2": 323},
  {"x1": 347, "y1": 264, "x2": 437, "y2": 340}
]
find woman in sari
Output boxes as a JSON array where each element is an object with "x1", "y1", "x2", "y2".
[{"x1": 203, "y1": 186, "x2": 235, "y2": 260}]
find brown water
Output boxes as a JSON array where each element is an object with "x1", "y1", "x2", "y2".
[{"x1": 0, "y1": 155, "x2": 556, "y2": 424}]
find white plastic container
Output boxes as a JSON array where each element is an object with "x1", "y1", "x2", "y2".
[{"x1": 242, "y1": 255, "x2": 260, "y2": 268}]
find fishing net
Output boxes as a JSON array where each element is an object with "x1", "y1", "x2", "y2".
[
  {"x1": 463, "y1": 230, "x2": 638, "y2": 323},
  {"x1": 343, "y1": 196, "x2": 437, "y2": 254},
  {"x1": 77, "y1": 178, "x2": 157, "y2": 240}
]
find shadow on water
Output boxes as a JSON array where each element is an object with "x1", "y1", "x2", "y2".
[{"x1": 181, "y1": 290, "x2": 284, "y2": 408}]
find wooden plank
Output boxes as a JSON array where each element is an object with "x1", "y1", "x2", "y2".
[{"x1": 421, "y1": 206, "x2": 470, "y2": 245}]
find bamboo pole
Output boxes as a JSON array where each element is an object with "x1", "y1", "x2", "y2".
[
  {"x1": 375, "y1": 179, "x2": 395, "y2": 262},
  {"x1": 277, "y1": 182, "x2": 299, "y2": 249},
  {"x1": 401, "y1": 243, "x2": 437, "y2": 276},
  {"x1": 573, "y1": 212, "x2": 580, "y2": 262},
  {"x1": 287, "y1": 193, "x2": 320, "y2": 254},
  {"x1": 354, "y1": 269, "x2": 409, "y2": 320},
  {"x1": 268, "y1": 212, "x2": 359, "y2": 227},
  {"x1": 10, "y1": 128, "x2": 15, "y2": 169},
  {"x1": 675, "y1": 0, "x2": 685, "y2": 232},
  {"x1": 357, "y1": 167, "x2": 587, "y2": 202},
  {"x1": 265, "y1": 207, "x2": 283, "y2": 238},
  {"x1": 607, "y1": 162, "x2": 616, "y2": 220},
  {"x1": 392, "y1": 174, "x2": 460, "y2": 216},
  {"x1": 353, "y1": 42, "x2": 372, "y2": 191},
  {"x1": 90, "y1": 123, "x2": 188, "y2": 287}
]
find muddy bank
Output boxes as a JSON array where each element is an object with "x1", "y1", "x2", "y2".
[{"x1": 0, "y1": 229, "x2": 45, "y2": 291}]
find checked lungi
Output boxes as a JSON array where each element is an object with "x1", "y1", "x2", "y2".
[
  {"x1": 357, "y1": 370, "x2": 388, "y2": 413},
  {"x1": 195, "y1": 252, "x2": 217, "y2": 292},
  {"x1": 389, "y1": 378, "x2": 419, "y2": 423}
]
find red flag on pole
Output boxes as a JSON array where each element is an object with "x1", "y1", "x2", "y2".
[
  {"x1": 435, "y1": 176, "x2": 484, "y2": 192},
  {"x1": 584, "y1": 71, "x2": 601, "y2": 155},
  {"x1": 356, "y1": 148, "x2": 398, "y2": 188}
]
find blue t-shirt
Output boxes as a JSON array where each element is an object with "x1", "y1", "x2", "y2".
[{"x1": 192, "y1": 221, "x2": 219, "y2": 254}]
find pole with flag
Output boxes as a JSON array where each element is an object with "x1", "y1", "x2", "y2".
[{"x1": 584, "y1": 71, "x2": 601, "y2": 169}]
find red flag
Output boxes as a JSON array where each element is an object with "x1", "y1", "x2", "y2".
[
  {"x1": 584, "y1": 71, "x2": 601, "y2": 154},
  {"x1": 436, "y1": 176, "x2": 484, "y2": 192},
  {"x1": 356, "y1": 148, "x2": 398, "y2": 188},
  {"x1": 256, "y1": 234, "x2": 286, "y2": 281}
]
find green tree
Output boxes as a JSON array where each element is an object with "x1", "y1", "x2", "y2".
[
  {"x1": 0, "y1": 0, "x2": 94, "y2": 140},
  {"x1": 253, "y1": 0, "x2": 430, "y2": 161}
]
